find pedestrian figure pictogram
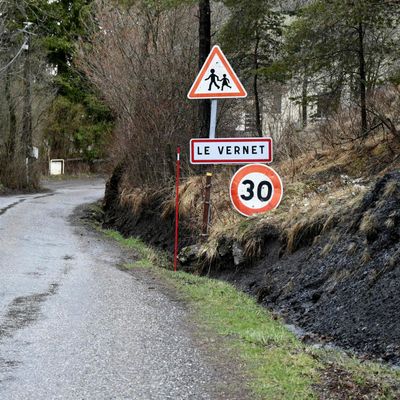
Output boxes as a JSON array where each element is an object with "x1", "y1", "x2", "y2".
[
  {"x1": 220, "y1": 74, "x2": 231, "y2": 91},
  {"x1": 205, "y1": 69, "x2": 220, "y2": 91},
  {"x1": 188, "y1": 45, "x2": 247, "y2": 99}
]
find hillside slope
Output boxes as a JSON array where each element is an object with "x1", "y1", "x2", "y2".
[
  {"x1": 213, "y1": 171, "x2": 400, "y2": 363},
  {"x1": 102, "y1": 140, "x2": 400, "y2": 363}
]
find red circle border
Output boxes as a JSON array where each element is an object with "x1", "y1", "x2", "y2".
[{"x1": 230, "y1": 164, "x2": 283, "y2": 217}]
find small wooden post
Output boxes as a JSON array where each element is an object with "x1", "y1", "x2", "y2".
[{"x1": 201, "y1": 172, "x2": 212, "y2": 240}]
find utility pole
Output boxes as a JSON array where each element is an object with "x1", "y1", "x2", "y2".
[{"x1": 21, "y1": 23, "x2": 33, "y2": 185}]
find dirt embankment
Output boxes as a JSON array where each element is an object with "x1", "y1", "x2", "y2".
[
  {"x1": 102, "y1": 163, "x2": 195, "y2": 250},
  {"x1": 217, "y1": 171, "x2": 400, "y2": 364},
  {"x1": 102, "y1": 163, "x2": 400, "y2": 364}
]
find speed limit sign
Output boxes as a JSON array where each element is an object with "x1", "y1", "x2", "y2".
[{"x1": 230, "y1": 164, "x2": 283, "y2": 217}]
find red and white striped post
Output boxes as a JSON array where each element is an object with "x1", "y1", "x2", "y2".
[{"x1": 173, "y1": 147, "x2": 181, "y2": 272}]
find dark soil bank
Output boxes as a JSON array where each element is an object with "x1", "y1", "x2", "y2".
[
  {"x1": 103, "y1": 166, "x2": 400, "y2": 364},
  {"x1": 102, "y1": 163, "x2": 193, "y2": 250},
  {"x1": 218, "y1": 171, "x2": 400, "y2": 364}
]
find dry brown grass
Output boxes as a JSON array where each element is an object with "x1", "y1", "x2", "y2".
[
  {"x1": 198, "y1": 238, "x2": 221, "y2": 266},
  {"x1": 321, "y1": 242, "x2": 333, "y2": 256},
  {"x1": 194, "y1": 176, "x2": 366, "y2": 262},
  {"x1": 320, "y1": 233, "x2": 341, "y2": 256},
  {"x1": 359, "y1": 211, "x2": 379, "y2": 237},
  {"x1": 119, "y1": 187, "x2": 153, "y2": 215},
  {"x1": 361, "y1": 248, "x2": 372, "y2": 265},
  {"x1": 161, "y1": 176, "x2": 204, "y2": 220},
  {"x1": 157, "y1": 147, "x2": 371, "y2": 264},
  {"x1": 383, "y1": 180, "x2": 398, "y2": 198},
  {"x1": 347, "y1": 242, "x2": 357, "y2": 255},
  {"x1": 385, "y1": 218, "x2": 395, "y2": 230},
  {"x1": 115, "y1": 130, "x2": 398, "y2": 266}
]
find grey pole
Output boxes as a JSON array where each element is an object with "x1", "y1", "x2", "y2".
[
  {"x1": 209, "y1": 100, "x2": 218, "y2": 138},
  {"x1": 203, "y1": 99, "x2": 218, "y2": 237}
]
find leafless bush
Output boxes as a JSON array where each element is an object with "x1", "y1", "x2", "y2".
[
  {"x1": 0, "y1": 157, "x2": 26, "y2": 189},
  {"x1": 367, "y1": 84, "x2": 400, "y2": 141},
  {"x1": 274, "y1": 120, "x2": 315, "y2": 160},
  {"x1": 77, "y1": 1, "x2": 199, "y2": 188},
  {"x1": 316, "y1": 106, "x2": 365, "y2": 147},
  {"x1": 315, "y1": 84, "x2": 400, "y2": 148}
]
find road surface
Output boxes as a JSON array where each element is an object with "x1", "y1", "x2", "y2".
[{"x1": 0, "y1": 180, "x2": 241, "y2": 400}]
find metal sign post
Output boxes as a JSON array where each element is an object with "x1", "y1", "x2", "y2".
[
  {"x1": 209, "y1": 100, "x2": 218, "y2": 139},
  {"x1": 202, "y1": 100, "x2": 217, "y2": 238},
  {"x1": 202, "y1": 172, "x2": 213, "y2": 239}
]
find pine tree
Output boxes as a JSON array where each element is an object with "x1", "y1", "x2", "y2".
[
  {"x1": 284, "y1": 0, "x2": 400, "y2": 136},
  {"x1": 220, "y1": 0, "x2": 282, "y2": 136}
]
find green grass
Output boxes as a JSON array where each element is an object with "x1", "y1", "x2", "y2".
[
  {"x1": 103, "y1": 230, "x2": 169, "y2": 270},
  {"x1": 103, "y1": 229, "x2": 400, "y2": 400},
  {"x1": 104, "y1": 230, "x2": 151, "y2": 257},
  {"x1": 171, "y1": 272, "x2": 320, "y2": 399}
]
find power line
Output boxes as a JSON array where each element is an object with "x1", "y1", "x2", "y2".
[
  {"x1": 0, "y1": 37, "x2": 28, "y2": 76},
  {"x1": 0, "y1": 22, "x2": 33, "y2": 77}
]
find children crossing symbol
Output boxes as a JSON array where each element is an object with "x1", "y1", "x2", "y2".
[{"x1": 188, "y1": 45, "x2": 247, "y2": 99}]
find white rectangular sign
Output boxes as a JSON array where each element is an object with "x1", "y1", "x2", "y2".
[
  {"x1": 190, "y1": 138, "x2": 272, "y2": 164},
  {"x1": 49, "y1": 159, "x2": 65, "y2": 175}
]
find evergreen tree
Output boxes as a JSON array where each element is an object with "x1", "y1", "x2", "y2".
[
  {"x1": 220, "y1": 0, "x2": 283, "y2": 136},
  {"x1": 284, "y1": 0, "x2": 400, "y2": 135},
  {"x1": 27, "y1": 0, "x2": 113, "y2": 161}
]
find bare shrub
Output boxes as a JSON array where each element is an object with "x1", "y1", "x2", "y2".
[
  {"x1": 315, "y1": 84, "x2": 400, "y2": 148},
  {"x1": 77, "y1": 1, "x2": 198, "y2": 188},
  {"x1": 0, "y1": 158, "x2": 27, "y2": 190},
  {"x1": 367, "y1": 84, "x2": 400, "y2": 141},
  {"x1": 316, "y1": 106, "x2": 365, "y2": 147},
  {"x1": 275, "y1": 121, "x2": 306, "y2": 160}
]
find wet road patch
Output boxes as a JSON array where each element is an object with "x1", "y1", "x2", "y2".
[
  {"x1": 0, "y1": 283, "x2": 59, "y2": 340},
  {"x1": 0, "y1": 199, "x2": 26, "y2": 216}
]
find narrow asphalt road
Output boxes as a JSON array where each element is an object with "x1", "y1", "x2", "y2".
[{"x1": 0, "y1": 180, "x2": 240, "y2": 400}]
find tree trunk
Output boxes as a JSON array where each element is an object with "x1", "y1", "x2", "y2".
[
  {"x1": 358, "y1": 22, "x2": 368, "y2": 136},
  {"x1": 5, "y1": 70, "x2": 17, "y2": 160},
  {"x1": 198, "y1": 0, "x2": 211, "y2": 138},
  {"x1": 302, "y1": 73, "x2": 308, "y2": 128},
  {"x1": 253, "y1": 34, "x2": 262, "y2": 137}
]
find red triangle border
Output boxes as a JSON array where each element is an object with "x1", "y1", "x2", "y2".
[{"x1": 188, "y1": 45, "x2": 247, "y2": 99}]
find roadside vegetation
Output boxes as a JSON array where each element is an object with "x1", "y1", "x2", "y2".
[
  {"x1": 103, "y1": 131, "x2": 400, "y2": 261},
  {"x1": 101, "y1": 228, "x2": 400, "y2": 399},
  {"x1": 0, "y1": 0, "x2": 113, "y2": 190}
]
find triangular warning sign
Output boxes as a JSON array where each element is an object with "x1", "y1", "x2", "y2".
[{"x1": 188, "y1": 45, "x2": 247, "y2": 99}]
